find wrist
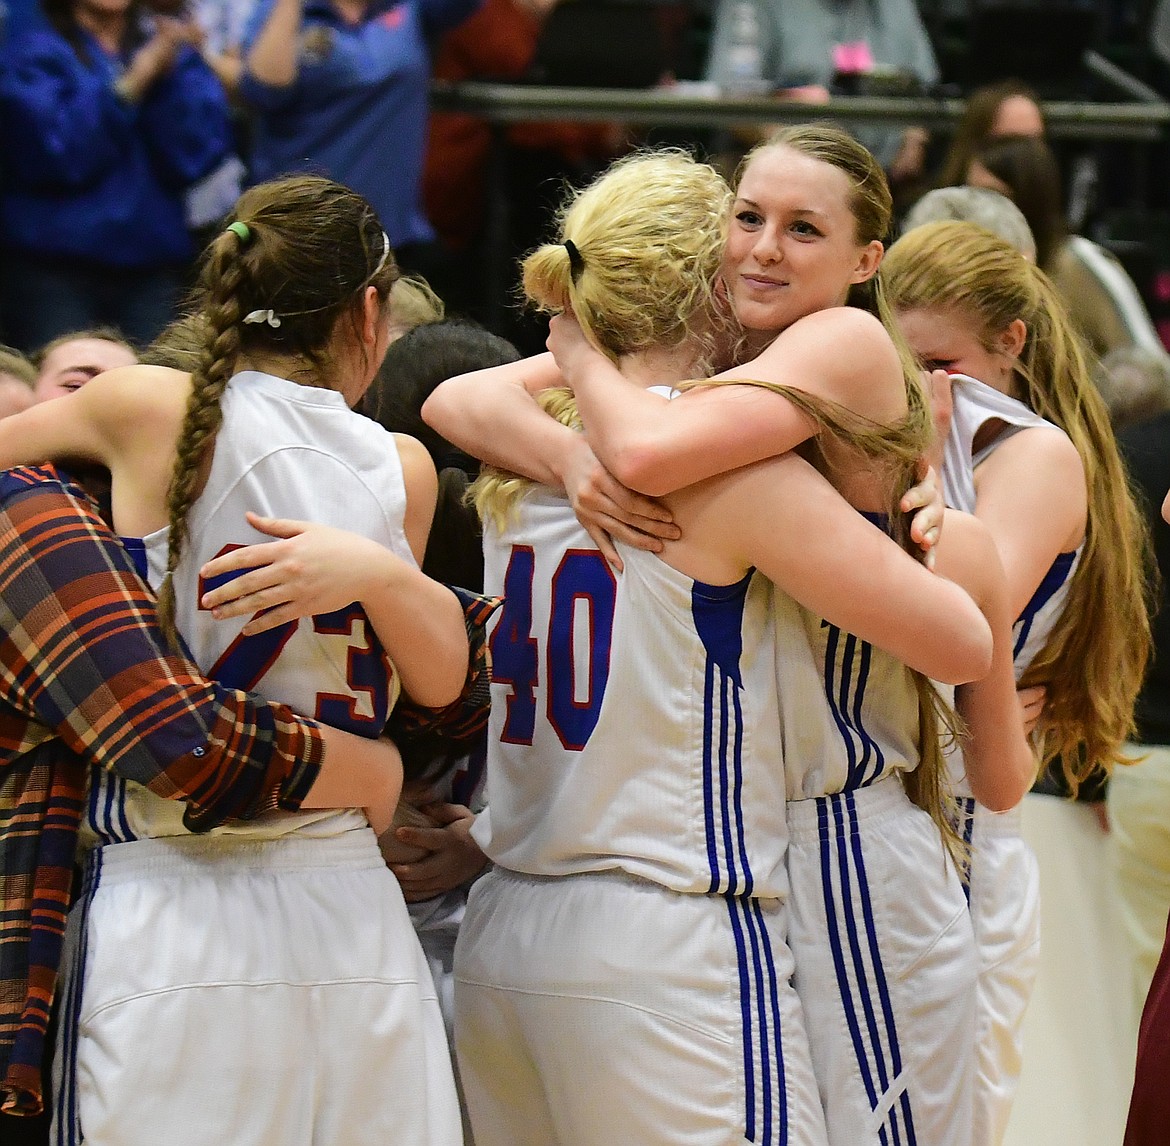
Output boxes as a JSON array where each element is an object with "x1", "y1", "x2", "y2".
[
  {"x1": 551, "y1": 429, "x2": 591, "y2": 491},
  {"x1": 360, "y1": 543, "x2": 411, "y2": 603}
]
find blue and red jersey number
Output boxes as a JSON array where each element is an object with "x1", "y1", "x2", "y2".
[
  {"x1": 490, "y1": 544, "x2": 616, "y2": 751},
  {"x1": 198, "y1": 545, "x2": 391, "y2": 735}
]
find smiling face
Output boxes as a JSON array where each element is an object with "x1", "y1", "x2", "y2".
[
  {"x1": 895, "y1": 304, "x2": 1023, "y2": 395},
  {"x1": 722, "y1": 145, "x2": 882, "y2": 344}
]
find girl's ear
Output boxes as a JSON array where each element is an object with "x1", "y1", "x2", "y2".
[
  {"x1": 998, "y1": 317, "x2": 1028, "y2": 361},
  {"x1": 361, "y1": 285, "x2": 382, "y2": 351},
  {"x1": 851, "y1": 238, "x2": 884, "y2": 285}
]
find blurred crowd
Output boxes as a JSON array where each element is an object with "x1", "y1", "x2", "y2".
[{"x1": 0, "y1": 0, "x2": 1167, "y2": 361}]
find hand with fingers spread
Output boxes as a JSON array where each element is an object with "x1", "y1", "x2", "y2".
[
  {"x1": 386, "y1": 802, "x2": 488, "y2": 902},
  {"x1": 199, "y1": 512, "x2": 415, "y2": 635},
  {"x1": 560, "y1": 434, "x2": 679, "y2": 571},
  {"x1": 201, "y1": 511, "x2": 469, "y2": 709},
  {"x1": 901, "y1": 462, "x2": 945, "y2": 569}
]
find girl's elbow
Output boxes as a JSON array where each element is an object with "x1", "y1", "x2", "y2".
[
  {"x1": 976, "y1": 777, "x2": 1029, "y2": 814},
  {"x1": 403, "y1": 652, "x2": 468, "y2": 709},
  {"x1": 401, "y1": 679, "x2": 458, "y2": 710},
  {"x1": 975, "y1": 778, "x2": 1024, "y2": 814},
  {"x1": 419, "y1": 388, "x2": 452, "y2": 436},
  {"x1": 970, "y1": 751, "x2": 1034, "y2": 812},
  {"x1": 604, "y1": 439, "x2": 673, "y2": 497},
  {"x1": 935, "y1": 622, "x2": 993, "y2": 686}
]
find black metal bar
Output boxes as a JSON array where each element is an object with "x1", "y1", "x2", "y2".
[{"x1": 430, "y1": 81, "x2": 1170, "y2": 142}]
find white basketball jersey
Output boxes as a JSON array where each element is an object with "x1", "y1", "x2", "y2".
[
  {"x1": 773, "y1": 535, "x2": 924, "y2": 801},
  {"x1": 474, "y1": 487, "x2": 792, "y2": 899},
  {"x1": 942, "y1": 373, "x2": 1083, "y2": 680},
  {"x1": 85, "y1": 370, "x2": 413, "y2": 844},
  {"x1": 941, "y1": 374, "x2": 1083, "y2": 801}
]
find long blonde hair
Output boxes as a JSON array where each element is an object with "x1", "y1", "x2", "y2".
[
  {"x1": 158, "y1": 175, "x2": 398, "y2": 644},
  {"x1": 884, "y1": 220, "x2": 1153, "y2": 788},
  {"x1": 476, "y1": 148, "x2": 734, "y2": 525},
  {"x1": 480, "y1": 144, "x2": 963, "y2": 860}
]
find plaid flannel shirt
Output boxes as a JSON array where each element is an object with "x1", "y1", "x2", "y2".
[
  {"x1": 0, "y1": 465, "x2": 496, "y2": 1117},
  {"x1": 0, "y1": 466, "x2": 329, "y2": 1113}
]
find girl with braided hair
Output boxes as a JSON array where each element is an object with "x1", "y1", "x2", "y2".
[{"x1": 0, "y1": 174, "x2": 470, "y2": 1145}]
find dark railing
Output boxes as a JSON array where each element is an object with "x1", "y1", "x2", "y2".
[
  {"x1": 430, "y1": 80, "x2": 1170, "y2": 142},
  {"x1": 429, "y1": 79, "x2": 1170, "y2": 323}
]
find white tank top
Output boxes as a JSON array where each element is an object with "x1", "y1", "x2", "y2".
[
  {"x1": 775, "y1": 513, "x2": 925, "y2": 801},
  {"x1": 475, "y1": 486, "x2": 793, "y2": 899},
  {"x1": 85, "y1": 370, "x2": 413, "y2": 845},
  {"x1": 940, "y1": 374, "x2": 1083, "y2": 796}
]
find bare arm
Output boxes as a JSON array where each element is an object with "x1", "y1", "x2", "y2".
[
  {"x1": 548, "y1": 307, "x2": 907, "y2": 497},
  {"x1": 397, "y1": 432, "x2": 440, "y2": 566},
  {"x1": 422, "y1": 353, "x2": 678, "y2": 563},
  {"x1": 0, "y1": 369, "x2": 129, "y2": 469},
  {"x1": 934, "y1": 512, "x2": 1038, "y2": 811},
  {"x1": 199, "y1": 512, "x2": 469, "y2": 708},
  {"x1": 303, "y1": 729, "x2": 404, "y2": 836},
  {"x1": 422, "y1": 352, "x2": 571, "y2": 483},
  {"x1": 0, "y1": 365, "x2": 184, "y2": 532},
  {"x1": 663, "y1": 453, "x2": 992, "y2": 685},
  {"x1": 972, "y1": 426, "x2": 1087, "y2": 619},
  {"x1": 245, "y1": 0, "x2": 303, "y2": 86}
]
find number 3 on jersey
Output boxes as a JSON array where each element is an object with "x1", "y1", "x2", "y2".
[
  {"x1": 198, "y1": 545, "x2": 391, "y2": 734},
  {"x1": 490, "y1": 545, "x2": 617, "y2": 751}
]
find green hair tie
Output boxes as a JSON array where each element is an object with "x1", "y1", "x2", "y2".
[{"x1": 226, "y1": 221, "x2": 251, "y2": 244}]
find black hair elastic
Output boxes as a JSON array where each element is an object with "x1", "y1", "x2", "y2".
[{"x1": 564, "y1": 239, "x2": 585, "y2": 282}]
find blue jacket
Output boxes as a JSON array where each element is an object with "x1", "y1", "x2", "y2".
[
  {"x1": 0, "y1": 26, "x2": 231, "y2": 267},
  {"x1": 240, "y1": 0, "x2": 481, "y2": 249}
]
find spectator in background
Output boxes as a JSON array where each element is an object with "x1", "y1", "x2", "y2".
[
  {"x1": 422, "y1": 0, "x2": 625, "y2": 324},
  {"x1": 0, "y1": 0, "x2": 232, "y2": 350},
  {"x1": 966, "y1": 133, "x2": 1166, "y2": 361},
  {"x1": 703, "y1": 0, "x2": 938, "y2": 194},
  {"x1": 388, "y1": 274, "x2": 446, "y2": 341},
  {"x1": 239, "y1": 0, "x2": 481, "y2": 293},
  {"x1": 934, "y1": 78, "x2": 1046, "y2": 190},
  {"x1": 140, "y1": 0, "x2": 248, "y2": 243},
  {"x1": 30, "y1": 327, "x2": 137, "y2": 402},
  {"x1": 901, "y1": 184, "x2": 1038, "y2": 261},
  {"x1": 0, "y1": 346, "x2": 35, "y2": 419},
  {"x1": 1095, "y1": 347, "x2": 1170, "y2": 432}
]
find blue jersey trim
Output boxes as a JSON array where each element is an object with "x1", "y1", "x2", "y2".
[
  {"x1": 1012, "y1": 549, "x2": 1077, "y2": 662},
  {"x1": 818, "y1": 793, "x2": 918, "y2": 1144}
]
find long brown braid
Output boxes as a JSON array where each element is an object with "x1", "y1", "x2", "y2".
[{"x1": 157, "y1": 175, "x2": 399, "y2": 645}]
